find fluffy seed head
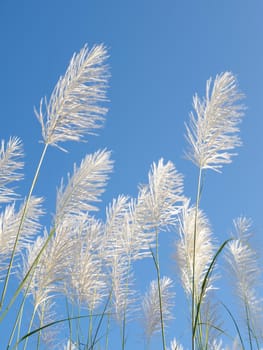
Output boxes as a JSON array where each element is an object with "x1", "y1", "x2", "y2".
[
  {"x1": 175, "y1": 201, "x2": 216, "y2": 298},
  {"x1": 142, "y1": 276, "x2": 175, "y2": 340},
  {"x1": 226, "y1": 217, "x2": 263, "y2": 338},
  {"x1": 0, "y1": 137, "x2": 23, "y2": 203},
  {"x1": 185, "y1": 72, "x2": 245, "y2": 172},
  {"x1": 36, "y1": 44, "x2": 109, "y2": 148},
  {"x1": 56, "y1": 149, "x2": 113, "y2": 223},
  {"x1": 135, "y1": 158, "x2": 184, "y2": 233}
]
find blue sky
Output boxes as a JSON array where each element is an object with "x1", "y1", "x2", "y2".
[{"x1": 0, "y1": 1, "x2": 263, "y2": 349}]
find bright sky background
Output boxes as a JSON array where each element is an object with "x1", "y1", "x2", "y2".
[{"x1": 0, "y1": 1, "x2": 263, "y2": 349}]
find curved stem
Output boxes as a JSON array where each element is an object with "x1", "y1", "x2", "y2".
[
  {"x1": 0, "y1": 143, "x2": 49, "y2": 311},
  {"x1": 23, "y1": 308, "x2": 37, "y2": 350},
  {"x1": 245, "y1": 300, "x2": 253, "y2": 350},
  {"x1": 0, "y1": 226, "x2": 56, "y2": 323},
  {"x1": 121, "y1": 257, "x2": 132, "y2": 350},
  {"x1": 36, "y1": 304, "x2": 45, "y2": 350},
  {"x1": 192, "y1": 167, "x2": 203, "y2": 350},
  {"x1": 154, "y1": 229, "x2": 166, "y2": 350},
  {"x1": 88, "y1": 309, "x2": 93, "y2": 348},
  {"x1": 7, "y1": 267, "x2": 35, "y2": 349}
]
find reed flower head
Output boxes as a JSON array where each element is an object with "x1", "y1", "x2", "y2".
[
  {"x1": 107, "y1": 253, "x2": 136, "y2": 324},
  {"x1": 185, "y1": 72, "x2": 245, "y2": 172},
  {"x1": 135, "y1": 158, "x2": 184, "y2": 233},
  {"x1": 168, "y1": 338, "x2": 184, "y2": 350},
  {"x1": 0, "y1": 196, "x2": 43, "y2": 279},
  {"x1": 56, "y1": 149, "x2": 113, "y2": 223},
  {"x1": 67, "y1": 216, "x2": 107, "y2": 311},
  {"x1": 36, "y1": 44, "x2": 109, "y2": 148},
  {"x1": 226, "y1": 217, "x2": 263, "y2": 340},
  {"x1": 175, "y1": 201, "x2": 216, "y2": 298},
  {"x1": 209, "y1": 339, "x2": 224, "y2": 350},
  {"x1": 142, "y1": 276, "x2": 175, "y2": 340},
  {"x1": 22, "y1": 212, "x2": 89, "y2": 311},
  {"x1": 105, "y1": 195, "x2": 155, "y2": 261},
  {"x1": 36, "y1": 299, "x2": 58, "y2": 348},
  {"x1": 0, "y1": 137, "x2": 23, "y2": 203},
  {"x1": 104, "y1": 196, "x2": 142, "y2": 322},
  {"x1": 63, "y1": 340, "x2": 78, "y2": 350}
]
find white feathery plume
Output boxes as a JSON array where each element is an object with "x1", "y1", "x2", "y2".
[
  {"x1": 105, "y1": 195, "x2": 154, "y2": 261},
  {"x1": 226, "y1": 217, "x2": 263, "y2": 341},
  {"x1": 135, "y1": 158, "x2": 184, "y2": 234},
  {"x1": 104, "y1": 196, "x2": 140, "y2": 323},
  {"x1": 105, "y1": 195, "x2": 132, "y2": 257},
  {"x1": 22, "y1": 230, "x2": 60, "y2": 310},
  {"x1": 0, "y1": 196, "x2": 43, "y2": 279},
  {"x1": 67, "y1": 216, "x2": 107, "y2": 311},
  {"x1": 105, "y1": 195, "x2": 131, "y2": 251},
  {"x1": 56, "y1": 149, "x2": 113, "y2": 223},
  {"x1": 21, "y1": 232, "x2": 47, "y2": 302},
  {"x1": 21, "y1": 215, "x2": 80, "y2": 311},
  {"x1": 36, "y1": 299, "x2": 59, "y2": 348},
  {"x1": 209, "y1": 339, "x2": 224, "y2": 350},
  {"x1": 107, "y1": 253, "x2": 136, "y2": 324},
  {"x1": 36, "y1": 44, "x2": 109, "y2": 148},
  {"x1": 122, "y1": 199, "x2": 156, "y2": 259},
  {"x1": 0, "y1": 137, "x2": 23, "y2": 203},
  {"x1": 63, "y1": 340, "x2": 78, "y2": 350},
  {"x1": 168, "y1": 338, "x2": 184, "y2": 350},
  {"x1": 22, "y1": 214, "x2": 108, "y2": 319},
  {"x1": 175, "y1": 201, "x2": 216, "y2": 299},
  {"x1": 142, "y1": 276, "x2": 175, "y2": 340},
  {"x1": 185, "y1": 72, "x2": 245, "y2": 172}
]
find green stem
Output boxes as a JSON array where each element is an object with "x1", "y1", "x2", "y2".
[
  {"x1": 23, "y1": 308, "x2": 37, "y2": 350},
  {"x1": 121, "y1": 311, "x2": 126, "y2": 350},
  {"x1": 7, "y1": 268, "x2": 35, "y2": 349},
  {"x1": 88, "y1": 309, "x2": 93, "y2": 348},
  {"x1": 105, "y1": 308, "x2": 110, "y2": 350},
  {"x1": 121, "y1": 257, "x2": 132, "y2": 350},
  {"x1": 90, "y1": 290, "x2": 112, "y2": 350},
  {"x1": 221, "y1": 302, "x2": 245, "y2": 350},
  {"x1": 245, "y1": 300, "x2": 253, "y2": 350},
  {"x1": 0, "y1": 143, "x2": 48, "y2": 311},
  {"x1": 11, "y1": 315, "x2": 90, "y2": 350},
  {"x1": 154, "y1": 229, "x2": 166, "y2": 350},
  {"x1": 65, "y1": 298, "x2": 73, "y2": 349},
  {"x1": 36, "y1": 304, "x2": 45, "y2": 350},
  {"x1": 192, "y1": 167, "x2": 203, "y2": 350},
  {"x1": 0, "y1": 226, "x2": 56, "y2": 323},
  {"x1": 76, "y1": 304, "x2": 81, "y2": 348}
]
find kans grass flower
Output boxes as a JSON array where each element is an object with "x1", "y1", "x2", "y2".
[
  {"x1": 175, "y1": 201, "x2": 216, "y2": 299},
  {"x1": 105, "y1": 195, "x2": 156, "y2": 261},
  {"x1": 226, "y1": 217, "x2": 263, "y2": 341},
  {"x1": 107, "y1": 253, "x2": 136, "y2": 324},
  {"x1": 0, "y1": 137, "x2": 23, "y2": 204},
  {"x1": 0, "y1": 196, "x2": 43, "y2": 279},
  {"x1": 22, "y1": 215, "x2": 101, "y2": 321},
  {"x1": 168, "y1": 338, "x2": 184, "y2": 350},
  {"x1": 63, "y1": 340, "x2": 78, "y2": 350},
  {"x1": 185, "y1": 72, "x2": 245, "y2": 172},
  {"x1": 67, "y1": 216, "x2": 107, "y2": 311},
  {"x1": 142, "y1": 276, "x2": 175, "y2": 340},
  {"x1": 56, "y1": 149, "x2": 113, "y2": 223},
  {"x1": 135, "y1": 158, "x2": 184, "y2": 234},
  {"x1": 21, "y1": 149, "x2": 113, "y2": 330},
  {"x1": 104, "y1": 196, "x2": 138, "y2": 322},
  {"x1": 22, "y1": 225, "x2": 71, "y2": 312},
  {"x1": 36, "y1": 44, "x2": 109, "y2": 148}
]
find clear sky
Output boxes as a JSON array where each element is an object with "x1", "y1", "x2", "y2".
[{"x1": 0, "y1": 1, "x2": 263, "y2": 349}]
